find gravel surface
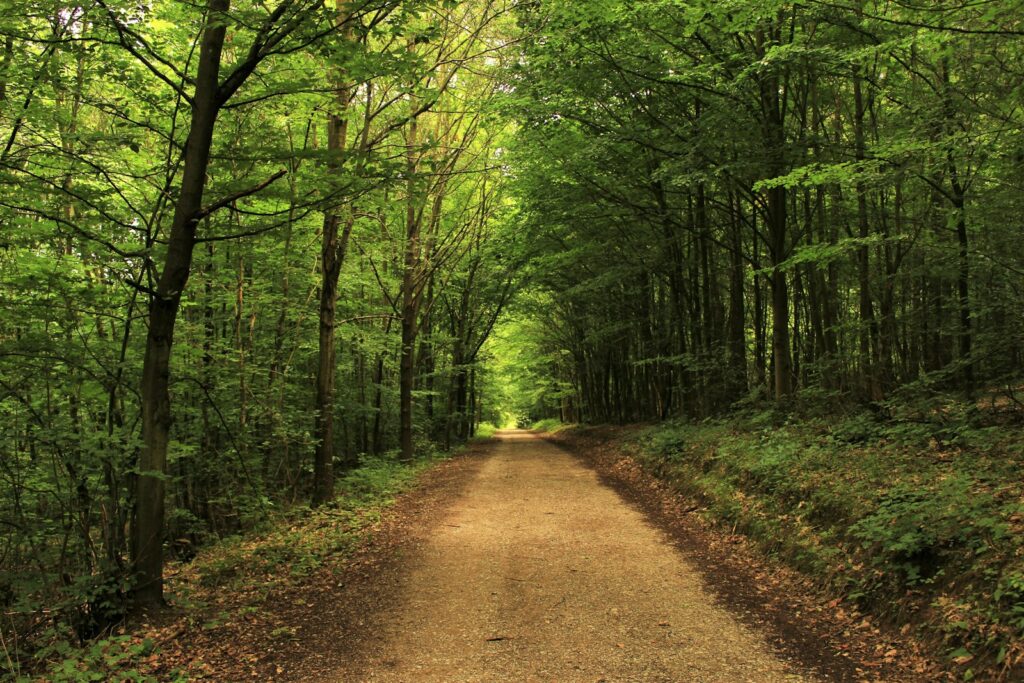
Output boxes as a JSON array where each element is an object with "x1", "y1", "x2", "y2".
[{"x1": 332, "y1": 430, "x2": 814, "y2": 682}]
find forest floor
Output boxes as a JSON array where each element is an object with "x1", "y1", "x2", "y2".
[{"x1": 137, "y1": 429, "x2": 942, "y2": 682}]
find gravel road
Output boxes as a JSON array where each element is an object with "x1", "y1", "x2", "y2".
[{"x1": 333, "y1": 430, "x2": 814, "y2": 682}]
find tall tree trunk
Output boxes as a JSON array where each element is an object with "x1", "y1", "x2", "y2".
[
  {"x1": 420, "y1": 274, "x2": 435, "y2": 433},
  {"x1": 399, "y1": 100, "x2": 421, "y2": 461},
  {"x1": 950, "y1": 173, "x2": 973, "y2": 397},
  {"x1": 815, "y1": 186, "x2": 840, "y2": 388},
  {"x1": 726, "y1": 193, "x2": 747, "y2": 401},
  {"x1": 371, "y1": 352, "x2": 387, "y2": 455},
  {"x1": 756, "y1": 25, "x2": 793, "y2": 399},
  {"x1": 853, "y1": 70, "x2": 883, "y2": 401},
  {"x1": 940, "y1": 60, "x2": 974, "y2": 397},
  {"x1": 751, "y1": 218, "x2": 767, "y2": 391},
  {"x1": 134, "y1": 0, "x2": 229, "y2": 607},
  {"x1": 767, "y1": 187, "x2": 792, "y2": 399},
  {"x1": 0, "y1": 35, "x2": 13, "y2": 102},
  {"x1": 313, "y1": 10, "x2": 354, "y2": 506}
]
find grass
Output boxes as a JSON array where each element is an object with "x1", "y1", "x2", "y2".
[{"x1": 618, "y1": 408, "x2": 1024, "y2": 677}]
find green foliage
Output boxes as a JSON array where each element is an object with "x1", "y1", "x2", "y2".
[
  {"x1": 502, "y1": 0, "x2": 1024, "y2": 427},
  {"x1": 474, "y1": 422, "x2": 499, "y2": 439},
  {"x1": 30, "y1": 448, "x2": 444, "y2": 680},
  {"x1": 5, "y1": 0, "x2": 1024, "y2": 676},
  {"x1": 30, "y1": 634, "x2": 181, "y2": 683},
  {"x1": 337, "y1": 454, "x2": 437, "y2": 509},
  {"x1": 0, "y1": 0, "x2": 520, "y2": 669},
  {"x1": 479, "y1": 305, "x2": 576, "y2": 426},
  {"x1": 849, "y1": 479, "x2": 1008, "y2": 588},
  {"x1": 182, "y1": 452, "x2": 438, "y2": 594},
  {"x1": 623, "y1": 412, "x2": 1024, "y2": 673},
  {"x1": 994, "y1": 572, "x2": 1024, "y2": 634},
  {"x1": 530, "y1": 418, "x2": 568, "y2": 433}
]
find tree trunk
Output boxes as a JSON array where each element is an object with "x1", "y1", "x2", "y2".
[
  {"x1": 0, "y1": 35, "x2": 13, "y2": 102},
  {"x1": 766, "y1": 179, "x2": 792, "y2": 398},
  {"x1": 399, "y1": 99, "x2": 420, "y2": 461},
  {"x1": 755, "y1": 25, "x2": 794, "y2": 400},
  {"x1": 313, "y1": 9, "x2": 354, "y2": 506},
  {"x1": 940, "y1": 60, "x2": 974, "y2": 397},
  {"x1": 951, "y1": 181, "x2": 973, "y2": 397},
  {"x1": 134, "y1": 0, "x2": 229, "y2": 607},
  {"x1": 726, "y1": 193, "x2": 747, "y2": 401},
  {"x1": 853, "y1": 70, "x2": 883, "y2": 401},
  {"x1": 371, "y1": 353, "x2": 387, "y2": 454}
]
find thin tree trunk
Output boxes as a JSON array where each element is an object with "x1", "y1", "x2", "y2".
[
  {"x1": 755, "y1": 25, "x2": 794, "y2": 399},
  {"x1": 726, "y1": 195, "x2": 747, "y2": 401},
  {"x1": 853, "y1": 70, "x2": 883, "y2": 401},
  {"x1": 313, "y1": 8, "x2": 354, "y2": 505},
  {"x1": 399, "y1": 67, "x2": 421, "y2": 461}
]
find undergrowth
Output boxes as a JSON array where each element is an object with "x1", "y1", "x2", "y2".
[
  {"x1": 15, "y1": 450, "x2": 445, "y2": 683},
  {"x1": 620, "y1": 407, "x2": 1024, "y2": 679},
  {"x1": 530, "y1": 418, "x2": 571, "y2": 433},
  {"x1": 474, "y1": 422, "x2": 499, "y2": 439}
]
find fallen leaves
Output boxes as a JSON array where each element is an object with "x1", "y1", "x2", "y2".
[{"x1": 87, "y1": 451, "x2": 491, "y2": 683}]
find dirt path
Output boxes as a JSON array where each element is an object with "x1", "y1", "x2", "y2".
[{"x1": 330, "y1": 431, "x2": 813, "y2": 682}]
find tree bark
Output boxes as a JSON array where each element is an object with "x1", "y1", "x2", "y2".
[
  {"x1": 940, "y1": 59, "x2": 974, "y2": 398},
  {"x1": 134, "y1": 0, "x2": 229, "y2": 607},
  {"x1": 399, "y1": 100, "x2": 420, "y2": 461},
  {"x1": 756, "y1": 25, "x2": 794, "y2": 399},
  {"x1": 313, "y1": 8, "x2": 354, "y2": 506},
  {"x1": 853, "y1": 70, "x2": 883, "y2": 401}
]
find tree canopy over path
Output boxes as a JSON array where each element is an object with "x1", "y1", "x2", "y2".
[{"x1": 2, "y1": 0, "x2": 1024, "y2": 678}]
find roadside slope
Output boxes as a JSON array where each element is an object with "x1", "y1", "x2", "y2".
[{"x1": 544, "y1": 425, "x2": 949, "y2": 682}]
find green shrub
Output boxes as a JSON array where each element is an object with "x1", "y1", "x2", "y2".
[
  {"x1": 530, "y1": 418, "x2": 566, "y2": 433},
  {"x1": 619, "y1": 411, "x2": 1024, "y2": 672},
  {"x1": 475, "y1": 422, "x2": 499, "y2": 439},
  {"x1": 994, "y1": 570, "x2": 1024, "y2": 633},
  {"x1": 35, "y1": 634, "x2": 186, "y2": 683}
]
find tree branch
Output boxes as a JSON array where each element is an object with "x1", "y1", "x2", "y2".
[{"x1": 194, "y1": 169, "x2": 287, "y2": 222}]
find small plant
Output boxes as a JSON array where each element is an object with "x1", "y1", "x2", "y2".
[
  {"x1": 39, "y1": 635, "x2": 159, "y2": 682},
  {"x1": 994, "y1": 571, "x2": 1024, "y2": 632}
]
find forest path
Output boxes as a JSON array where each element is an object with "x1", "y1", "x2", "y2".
[{"x1": 330, "y1": 430, "x2": 812, "y2": 682}]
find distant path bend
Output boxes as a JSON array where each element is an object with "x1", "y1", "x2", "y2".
[{"x1": 334, "y1": 430, "x2": 813, "y2": 682}]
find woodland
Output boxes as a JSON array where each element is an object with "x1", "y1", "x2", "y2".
[{"x1": 1, "y1": 0, "x2": 1024, "y2": 679}]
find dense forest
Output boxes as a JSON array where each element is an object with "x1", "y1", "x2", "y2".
[
  {"x1": 503, "y1": 0, "x2": 1024, "y2": 424},
  {"x1": 2, "y1": 0, "x2": 1024, "y2": 677},
  {"x1": 1, "y1": 0, "x2": 522, "y2": 651}
]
